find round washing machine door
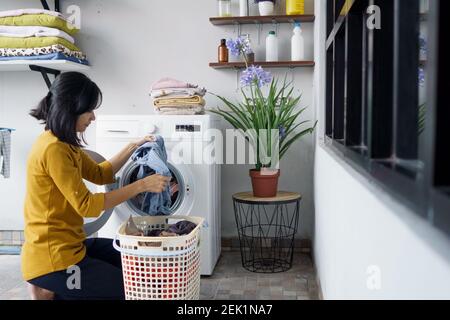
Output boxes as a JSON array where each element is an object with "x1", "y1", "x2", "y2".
[
  {"x1": 82, "y1": 150, "x2": 118, "y2": 236},
  {"x1": 118, "y1": 161, "x2": 194, "y2": 216}
]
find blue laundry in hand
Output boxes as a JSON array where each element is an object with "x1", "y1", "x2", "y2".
[{"x1": 131, "y1": 136, "x2": 172, "y2": 215}]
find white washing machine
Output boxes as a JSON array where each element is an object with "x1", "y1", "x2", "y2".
[{"x1": 95, "y1": 115, "x2": 221, "y2": 276}]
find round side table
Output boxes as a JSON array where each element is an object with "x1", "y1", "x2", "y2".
[{"x1": 232, "y1": 191, "x2": 301, "y2": 273}]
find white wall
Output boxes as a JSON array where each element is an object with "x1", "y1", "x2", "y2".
[
  {"x1": 0, "y1": 0, "x2": 316, "y2": 239},
  {"x1": 313, "y1": 0, "x2": 450, "y2": 299}
]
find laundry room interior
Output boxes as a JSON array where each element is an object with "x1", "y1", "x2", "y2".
[{"x1": 1, "y1": 0, "x2": 449, "y2": 302}]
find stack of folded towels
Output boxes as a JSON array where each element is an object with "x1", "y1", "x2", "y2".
[
  {"x1": 150, "y1": 78, "x2": 207, "y2": 115},
  {"x1": 0, "y1": 8, "x2": 88, "y2": 65}
]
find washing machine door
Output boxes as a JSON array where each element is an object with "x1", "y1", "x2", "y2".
[
  {"x1": 82, "y1": 150, "x2": 118, "y2": 236},
  {"x1": 118, "y1": 160, "x2": 192, "y2": 216}
]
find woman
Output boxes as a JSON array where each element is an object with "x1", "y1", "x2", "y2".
[{"x1": 22, "y1": 72, "x2": 170, "y2": 300}]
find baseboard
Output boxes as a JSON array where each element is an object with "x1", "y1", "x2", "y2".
[
  {"x1": 0, "y1": 245, "x2": 21, "y2": 255},
  {"x1": 0, "y1": 231, "x2": 314, "y2": 255}
]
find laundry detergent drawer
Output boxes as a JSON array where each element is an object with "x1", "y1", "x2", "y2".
[{"x1": 97, "y1": 121, "x2": 140, "y2": 138}]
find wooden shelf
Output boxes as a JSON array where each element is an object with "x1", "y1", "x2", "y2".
[
  {"x1": 209, "y1": 61, "x2": 315, "y2": 69},
  {"x1": 0, "y1": 59, "x2": 90, "y2": 72},
  {"x1": 210, "y1": 14, "x2": 315, "y2": 26}
]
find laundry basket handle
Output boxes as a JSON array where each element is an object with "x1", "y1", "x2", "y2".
[{"x1": 112, "y1": 234, "x2": 195, "y2": 257}]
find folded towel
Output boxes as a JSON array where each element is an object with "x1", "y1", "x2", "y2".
[
  {"x1": 151, "y1": 77, "x2": 198, "y2": 90},
  {"x1": 150, "y1": 87, "x2": 207, "y2": 99},
  {"x1": 0, "y1": 52, "x2": 89, "y2": 65},
  {"x1": 157, "y1": 106, "x2": 205, "y2": 115},
  {"x1": 0, "y1": 8, "x2": 68, "y2": 20},
  {"x1": 154, "y1": 95, "x2": 205, "y2": 108},
  {"x1": 0, "y1": 36, "x2": 80, "y2": 52},
  {"x1": 0, "y1": 44, "x2": 86, "y2": 60},
  {"x1": 0, "y1": 13, "x2": 78, "y2": 35},
  {"x1": 0, "y1": 26, "x2": 75, "y2": 44}
]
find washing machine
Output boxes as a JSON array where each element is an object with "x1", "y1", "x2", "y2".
[{"x1": 94, "y1": 115, "x2": 221, "y2": 276}]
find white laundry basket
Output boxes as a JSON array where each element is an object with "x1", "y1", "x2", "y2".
[{"x1": 113, "y1": 215, "x2": 204, "y2": 300}]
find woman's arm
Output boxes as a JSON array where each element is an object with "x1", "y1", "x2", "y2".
[
  {"x1": 108, "y1": 136, "x2": 154, "y2": 174},
  {"x1": 103, "y1": 173, "x2": 170, "y2": 210}
]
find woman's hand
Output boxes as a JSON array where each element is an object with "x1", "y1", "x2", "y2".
[
  {"x1": 133, "y1": 135, "x2": 155, "y2": 147},
  {"x1": 140, "y1": 174, "x2": 171, "y2": 193},
  {"x1": 104, "y1": 174, "x2": 171, "y2": 210},
  {"x1": 108, "y1": 136, "x2": 156, "y2": 175}
]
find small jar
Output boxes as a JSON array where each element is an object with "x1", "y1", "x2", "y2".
[
  {"x1": 218, "y1": 0, "x2": 231, "y2": 17},
  {"x1": 218, "y1": 39, "x2": 229, "y2": 63}
]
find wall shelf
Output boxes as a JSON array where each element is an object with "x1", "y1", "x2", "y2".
[
  {"x1": 209, "y1": 61, "x2": 315, "y2": 69},
  {"x1": 209, "y1": 14, "x2": 315, "y2": 26},
  {"x1": 0, "y1": 1, "x2": 90, "y2": 89},
  {"x1": 0, "y1": 60, "x2": 90, "y2": 72}
]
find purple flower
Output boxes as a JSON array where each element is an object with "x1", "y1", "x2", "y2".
[
  {"x1": 240, "y1": 65, "x2": 272, "y2": 88},
  {"x1": 419, "y1": 37, "x2": 427, "y2": 55},
  {"x1": 226, "y1": 36, "x2": 252, "y2": 57},
  {"x1": 419, "y1": 67, "x2": 425, "y2": 87},
  {"x1": 279, "y1": 125, "x2": 287, "y2": 139}
]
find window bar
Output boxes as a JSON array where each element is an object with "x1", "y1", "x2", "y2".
[
  {"x1": 430, "y1": 0, "x2": 450, "y2": 231},
  {"x1": 368, "y1": 0, "x2": 394, "y2": 160},
  {"x1": 345, "y1": 9, "x2": 364, "y2": 148},
  {"x1": 333, "y1": 25, "x2": 345, "y2": 141},
  {"x1": 393, "y1": 0, "x2": 420, "y2": 161}
]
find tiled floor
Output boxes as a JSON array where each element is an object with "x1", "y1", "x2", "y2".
[{"x1": 0, "y1": 251, "x2": 318, "y2": 300}]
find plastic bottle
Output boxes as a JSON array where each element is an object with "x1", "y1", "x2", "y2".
[
  {"x1": 286, "y1": 0, "x2": 305, "y2": 15},
  {"x1": 291, "y1": 22, "x2": 305, "y2": 61},
  {"x1": 239, "y1": 0, "x2": 248, "y2": 16},
  {"x1": 218, "y1": 39, "x2": 228, "y2": 63},
  {"x1": 265, "y1": 31, "x2": 278, "y2": 62}
]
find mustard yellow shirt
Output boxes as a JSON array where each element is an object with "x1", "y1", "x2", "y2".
[{"x1": 21, "y1": 131, "x2": 114, "y2": 281}]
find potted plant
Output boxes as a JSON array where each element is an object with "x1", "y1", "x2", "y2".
[
  {"x1": 210, "y1": 36, "x2": 316, "y2": 197},
  {"x1": 255, "y1": 0, "x2": 276, "y2": 16}
]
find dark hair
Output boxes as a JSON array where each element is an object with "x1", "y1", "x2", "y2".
[{"x1": 30, "y1": 72, "x2": 102, "y2": 147}]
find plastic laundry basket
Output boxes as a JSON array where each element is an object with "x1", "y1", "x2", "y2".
[{"x1": 113, "y1": 215, "x2": 204, "y2": 300}]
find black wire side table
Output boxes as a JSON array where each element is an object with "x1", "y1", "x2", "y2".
[{"x1": 232, "y1": 191, "x2": 301, "y2": 273}]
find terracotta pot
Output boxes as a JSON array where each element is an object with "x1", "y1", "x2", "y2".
[{"x1": 249, "y1": 169, "x2": 280, "y2": 197}]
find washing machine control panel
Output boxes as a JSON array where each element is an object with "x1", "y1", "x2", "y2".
[{"x1": 175, "y1": 124, "x2": 201, "y2": 132}]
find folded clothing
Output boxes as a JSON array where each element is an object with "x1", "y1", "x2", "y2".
[
  {"x1": 0, "y1": 36, "x2": 80, "y2": 51},
  {"x1": 151, "y1": 77, "x2": 199, "y2": 90},
  {"x1": 0, "y1": 8, "x2": 68, "y2": 20},
  {"x1": 0, "y1": 52, "x2": 89, "y2": 65},
  {"x1": 156, "y1": 106, "x2": 205, "y2": 115},
  {"x1": 154, "y1": 95, "x2": 205, "y2": 108},
  {"x1": 0, "y1": 44, "x2": 86, "y2": 60},
  {"x1": 0, "y1": 25, "x2": 75, "y2": 44},
  {"x1": 0, "y1": 12, "x2": 78, "y2": 35},
  {"x1": 150, "y1": 87, "x2": 207, "y2": 99}
]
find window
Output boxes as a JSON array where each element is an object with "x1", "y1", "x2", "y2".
[{"x1": 325, "y1": 0, "x2": 450, "y2": 235}]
